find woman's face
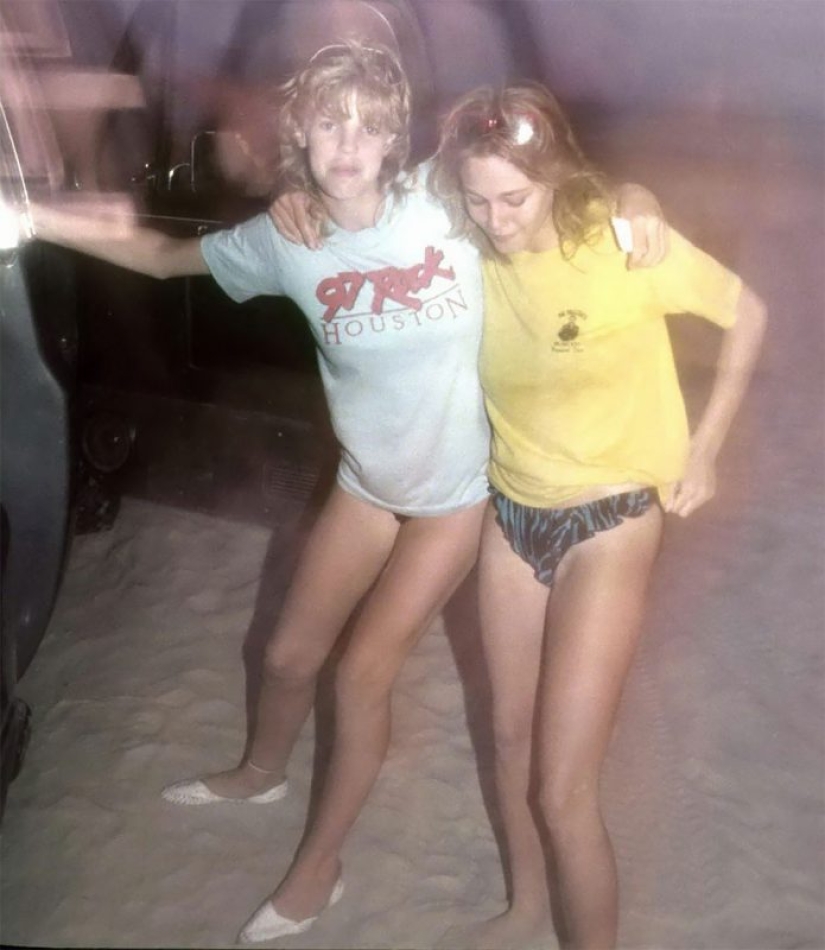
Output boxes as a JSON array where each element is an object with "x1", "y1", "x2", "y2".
[
  {"x1": 299, "y1": 94, "x2": 395, "y2": 210},
  {"x1": 459, "y1": 153, "x2": 556, "y2": 254}
]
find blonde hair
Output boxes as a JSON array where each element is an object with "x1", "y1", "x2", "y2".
[
  {"x1": 429, "y1": 83, "x2": 613, "y2": 258},
  {"x1": 277, "y1": 41, "x2": 412, "y2": 220}
]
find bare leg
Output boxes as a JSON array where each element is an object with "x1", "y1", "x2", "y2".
[
  {"x1": 536, "y1": 505, "x2": 662, "y2": 949},
  {"x1": 442, "y1": 503, "x2": 554, "y2": 950},
  {"x1": 255, "y1": 499, "x2": 487, "y2": 922},
  {"x1": 200, "y1": 485, "x2": 400, "y2": 799}
]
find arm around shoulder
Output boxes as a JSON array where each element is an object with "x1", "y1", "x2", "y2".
[{"x1": 614, "y1": 182, "x2": 669, "y2": 268}]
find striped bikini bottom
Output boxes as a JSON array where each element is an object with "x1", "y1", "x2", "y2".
[{"x1": 490, "y1": 487, "x2": 658, "y2": 588}]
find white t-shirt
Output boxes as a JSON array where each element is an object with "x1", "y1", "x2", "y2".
[{"x1": 201, "y1": 176, "x2": 489, "y2": 516}]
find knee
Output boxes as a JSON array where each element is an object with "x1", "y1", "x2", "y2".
[
  {"x1": 262, "y1": 633, "x2": 326, "y2": 686},
  {"x1": 537, "y1": 771, "x2": 600, "y2": 836}
]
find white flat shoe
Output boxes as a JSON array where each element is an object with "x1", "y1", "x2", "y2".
[
  {"x1": 238, "y1": 879, "x2": 345, "y2": 944},
  {"x1": 161, "y1": 778, "x2": 288, "y2": 805}
]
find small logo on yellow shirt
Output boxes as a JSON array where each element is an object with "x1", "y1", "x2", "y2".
[{"x1": 553, "y1": 310, "x2": 587, "y2": 351}]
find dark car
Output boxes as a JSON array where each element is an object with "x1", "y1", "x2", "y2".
[
  {"x1": 0, "y1": 98, "x2": 74, "y2": 817},
  {"x1": 0, "y1": 0, "x2": 136, "y2": 816}
]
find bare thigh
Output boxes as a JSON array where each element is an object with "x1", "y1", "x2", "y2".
[
  {"x1": 338, "y1": 499, "x2": 488, "y2": 692},
  {"x1": 265, "y1": 484, "x2": 402, "y2": 676},
  {"x1": 537, "y1": 504, "x2": 664, "y2": 803},
  {"x1": 478, "y1": 502, "x2": 549, "y2": 743}
]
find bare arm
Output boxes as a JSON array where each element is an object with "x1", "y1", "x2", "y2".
[
  {"x1": 666, "y1": 283, "x2": 768, "y2": 517},
  {"x1": 29, "y1": 198, "x2": 210, "y2": 279}
]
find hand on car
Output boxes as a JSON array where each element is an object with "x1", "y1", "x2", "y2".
[{"x1": 29, "y1": 195, "x2": 138, "y2": 243}]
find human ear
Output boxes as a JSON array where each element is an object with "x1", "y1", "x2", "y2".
[{"x1": 295, "y1": 128, "x2": 307, "y2": 148}]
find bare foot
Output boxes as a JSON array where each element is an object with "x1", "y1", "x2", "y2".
[
  {"x1": 438, "y1": 908, "x2": 556, "y2": 950},
  {"x1": 200, "y1": 762, "x2": 285, "y2": 799},
  {"x1": 267, "y1": 858, "x2": 342, "y2": 923}
]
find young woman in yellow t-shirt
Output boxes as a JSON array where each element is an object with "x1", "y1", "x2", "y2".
[{"x1": 430, "y1": 83, "x2": 766, "y2": 950}]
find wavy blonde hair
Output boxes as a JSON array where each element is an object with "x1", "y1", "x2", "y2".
[
  {"x1": 276, "y1": 41, "x2": 412, "y2": 221},
  {"x1": 429, "y1": 83, "x2": 613, "y2": 258}
]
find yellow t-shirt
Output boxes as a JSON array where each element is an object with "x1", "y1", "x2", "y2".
[{"x1": 480, "y1": 227, "x2": 742, "y2": 507}]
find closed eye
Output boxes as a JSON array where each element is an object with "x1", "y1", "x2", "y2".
[{"x1": 464, "y1": 192, "x2": 529, "y2": 208}]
